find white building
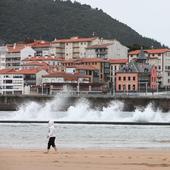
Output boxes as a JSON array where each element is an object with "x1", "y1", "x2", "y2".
[
  {"x1": 86, "y1": 39, "x2": 128, "y2": 59},
  {"x1": 0, "y1": 46, "x2": 7, "y2": 69},
  {"x1": 5, "y1": 44, "x2": 36, "y2": 69},
  {"x1": 0, "y1": 69, "x2": 24, "y2": 95}
]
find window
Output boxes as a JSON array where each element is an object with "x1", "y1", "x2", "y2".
[
  {"x1": 119, "y1": 77, "x2": 121, "y2": 81},
  {"x1": 133, "y1": 85, "x2": 136, "y2": 90},
  {"x1": 128, "y1": 77, "x2": 131, "y2": 81},
  {"x1": 123, "y1": 77, "x2": 126, "y2": 81},
  {"x1": 133, "y1": 77, "x2": 136, "y2": 81},
  {"x1": 118, "y1": 85, "x2": 121, "y2": 91},
  {"x1": 128, "y1": 85, "x2": 131, "y2": 91}
]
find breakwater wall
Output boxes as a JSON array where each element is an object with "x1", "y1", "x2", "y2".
[{"x1": 0, "y1": 95, "x2": 170, "y2": 112}]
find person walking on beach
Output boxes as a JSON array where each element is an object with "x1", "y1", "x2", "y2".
[{"x1": 46, "y1": 120, "x2": 57, "y2": 153}]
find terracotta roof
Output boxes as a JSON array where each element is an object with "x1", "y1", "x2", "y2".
[
  {"x1": 7, "y1": 44, "x2": 26, "y2": 53},
  {"x1": 66, "y1": 65, "x2": 98, "y2": 70},
  {"x1": 146, "y1": 49, "x2": 170, "y2": 54},
  {"x1": 30, "y1": 40, "x2": 51, "y2": 48},
  {"x1": 87, "y1": 43, "x2": 113, "y2": 49},
  {"x1": 22, "y1": 61, "x2": 49, "y2": 66},
  {"x1": 0, "y1": 69, "x2": 17, "y2": 74},
  {"x1": 23, "y1": 56, "x2": 64, "y2": 62},
  {"x1": 16, "y1": 69, "x2": 43, "y2": 75},
  {"x1": 108, "y1": 59, "x2": 128, "y2": 64},
  {"x1": 52, "y1": 37, "x2": 96, "y2": 43},
  {"x1": 129, "y1": 48, "x2": 170, "y2": 55}
]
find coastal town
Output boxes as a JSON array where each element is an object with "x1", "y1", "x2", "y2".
[{"x1": 0, "y1": 36, "x2": 169, "y2": 96}]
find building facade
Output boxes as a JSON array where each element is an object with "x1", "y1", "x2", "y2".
[
  {"x1": 0, "y1": 69, "x2": 24, "y2": 95},
  {"x1": 86, "y1": 40, "x2": 128, "y2": 59}
]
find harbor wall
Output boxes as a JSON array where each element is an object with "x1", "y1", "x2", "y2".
[{"x1": 0, "y1": 95, "x2": 170, "y2": 112}]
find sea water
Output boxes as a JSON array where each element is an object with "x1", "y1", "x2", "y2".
[{"x1": 1, "y1": 96, "x2": 170, "y2": 149}]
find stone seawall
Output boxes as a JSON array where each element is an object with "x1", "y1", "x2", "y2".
[{"x1": 0, "y1": 95, "x2": 170, "y2": 112}]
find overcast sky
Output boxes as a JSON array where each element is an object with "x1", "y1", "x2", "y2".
[{"x1": 75, "y1": 0, "x2": 170, "y2": 47}]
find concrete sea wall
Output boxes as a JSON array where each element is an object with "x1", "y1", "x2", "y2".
[{"x1": 0, "y1": 95, "x2": 170, "y2": 112}]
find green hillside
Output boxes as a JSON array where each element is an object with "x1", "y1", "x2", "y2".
[{"x1": 0, "y1": 0, "x2": 162, "y2": 48}]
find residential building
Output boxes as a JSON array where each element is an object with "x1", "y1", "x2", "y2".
[
  {"x1": 62, "y1": 58, "x2": 111, "y2": 83},
  {"x1": 86, "y1": 40, "x2": 128, "y2": 59},
  {"x1": 42, "y1": 72, "x2": 92, "y2": 95},
  {"x1": 129, "y1": 48, "x2": 170, "y2": 88},
  {"x1": 65, "y1": 65, "x2": 99, "y2": 83},
  {"x1": 108, "y1": 59, "x2": 128, "y2": 93},
  {"x1": 30, "y1": 40, "x2": 51, "y2": 56},
  {"x1": 0, "y1": 46, "x2": 7, "y2": 69},
  {"x1": 51, "y1": 36, "x2": 101, "y2": 59},
  {"x1": 0, "y1": 69, "x2": 24, "y2": 95},
  {"x1": 16, "y1": 69, "x2": 48, "y2": 86},
  {"x1": 116, "y1": 50, "x2": 157, "y2": 93},
  {"x1": 4, "y1": 44, "x2": 35, "y2": 69}
]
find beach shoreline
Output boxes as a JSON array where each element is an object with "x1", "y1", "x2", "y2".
[{"x1": 1, "y1": 148, "x2": 170, "y2": 170}]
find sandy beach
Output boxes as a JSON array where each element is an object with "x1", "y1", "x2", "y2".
[{"x1": 1, "y1": 149, "x2": 170, "y2": 170}]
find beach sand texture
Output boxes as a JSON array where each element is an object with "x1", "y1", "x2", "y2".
[{"x1": 1, "y1": 149, "x2": 170, "y2": 170}]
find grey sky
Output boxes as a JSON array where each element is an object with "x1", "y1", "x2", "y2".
[{"x1": 75, "y1": 0, "x2": 170, "y2": 47}]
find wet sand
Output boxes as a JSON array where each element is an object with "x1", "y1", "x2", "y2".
[{"x1": 1, "y1": 148, "x2": 170, "y2": 170}]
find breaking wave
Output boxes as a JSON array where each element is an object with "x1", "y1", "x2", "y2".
[{"x1": 1, "y1": 95, "x2": 170, "y2": 122}]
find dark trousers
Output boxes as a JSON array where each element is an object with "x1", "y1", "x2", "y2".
[{"x1": 47, "y1": 137, "x2": 56, "y2": 150}]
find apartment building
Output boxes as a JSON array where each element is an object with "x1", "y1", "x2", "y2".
[
  {"x1": 86, "y1": 39, "x2": 128, "y2": 59},
  {"x1": 62, "y1": 58, "x2": 111, "y2": 83},
  {"x1": 22, "y1": 56, "x2": 64, "y2": 66},
  {"x1": 0, "y1": 69, "x2": 24, "y2": 95},
  {"x1": 65, "y1": 65, "x2": 98, "y2": 83},
  {"x1": 2, "y1": 44, "x2": 36, "y2": 69},
  {"x1": 129, "y1": 48, "x2": 170, "y2": 88},
  {"x1": 30, "y1": 40, "x2": 51, "y2": 56},
  {"x1": 51, "y1": 36, "x2": 101, "y2": 59},
  {"x1": 0, "y1": 46, "x2": 7, "y2": 69}
]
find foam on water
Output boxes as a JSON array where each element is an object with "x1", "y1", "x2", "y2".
[{"x1": 1, "y1": 95, "x2": 170, "y2": 122}]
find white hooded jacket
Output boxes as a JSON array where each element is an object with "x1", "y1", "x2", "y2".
[{"x1": 48, "y1": 120, "x2": 56, "y2": 138}]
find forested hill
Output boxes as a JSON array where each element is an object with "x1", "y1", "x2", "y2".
[{"x1": 0, "y1": 0, "x2": 163, "y2": 48}]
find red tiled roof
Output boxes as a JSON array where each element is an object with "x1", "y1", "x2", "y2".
[
  {"x1": 30, "y1": 40, "x2": 51, "y2": 48},
  {"x1": 0, "y1": 68, "x2": 42, "y2": 75},
  {"x1": 128, "y1": 50, "x2": 141, "y2": 55},
  {"x1": 52, "y1": 37, "x2": 96, "y2": 43},
  {"x1": 7, "y1": 44, "x2": 26, "y2": 53},
  {"x1": 129, "y1": 48, "x2": 170, "y2": 55},
  {"x1": 22, "y1": 61, "x2": 49, "y2": 66},
  {"x1": 87, "y1": 43, "x2": 113, "y2": 49},
  {"x1": 23, "y1": 56, "x2": 64, "y2": 62},
  {"x1": 66, "y1": 65, "x2": 98, "y2": 70},
  {"x1": 108, "y1": 59, "x2": 128, "y2": 64},
  {"x1": 146, "y1": 49, "x2": 170, "y2": 54},
  {"x1": 0, "y1": 69, "x2": 17, "y2": 74},
  {"x1": 16, "y1": 69, "x2": 43, "y2": 75}
]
